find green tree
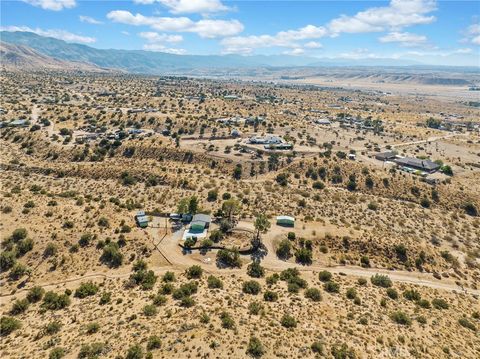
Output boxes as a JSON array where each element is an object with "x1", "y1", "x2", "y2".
[
  {"x1": 253, "y1": 214, "x2": 270, "y2": 245},
  {"x1": 222, "y1": 199, "x2": 241, "y2": 221}
]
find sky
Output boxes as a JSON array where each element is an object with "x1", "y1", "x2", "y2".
[{"x1": 1, "y1": 0, "x2": 479, "y2": 66}]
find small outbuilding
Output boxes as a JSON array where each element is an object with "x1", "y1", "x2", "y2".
[
  {"x1": 135, "y1": 211, "x2": 149, "y2": 228},
  {"x1": 190, "y1": 213, "x2": 211, "y2": 232},
  {"x1": 276, "y1": 215, "x2": 295, "y2": 227},
  {"x1": 375, "y1": 151, "x2": 396, "y2": 161}
]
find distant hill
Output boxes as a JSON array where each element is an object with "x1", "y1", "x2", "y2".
[
  {"x1": 0, "y1": 41, "x2": 107, "y2": 72},
  {"x1": 1, "y1": 31, "x2": 429, "y2": 74}
]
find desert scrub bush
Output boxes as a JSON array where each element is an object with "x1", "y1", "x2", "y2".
[
  {"x1": 42, "y1": 291, "x2": 71, "y2": 310},
  {"x1": 0, "y1": 251, "x2": 16, "y2": 272},
  {"x1": 207, "y1": 275, "x2": 223, "y2": 289},
  {"x1": 357, "y1": 278, "x2": 367, "y2": 286},
  {"x1": 85, "y1": 322, "x2": 100, "y2": 334},
  {"x1": 44, "y1": 321, "x2": 62, "y2": 335},
  {"x1": 386, "y1": 288, "x2": 398, "y2": 300},
  {"x1": 126, "y1": 344, "x2": 144, "y2": 359},
  {"x1": 78, "y1": 343, "x2": 106, "y2": 358},
  {"x1": 247, "y1": 260, "x2": 265, "y2": 278},
  {"x1": 305, "y1": 288, "x2": 322, "y2": 302},
  {"x1": 9, "y1": 263, "x2": 29, "y2": 280},
  {"x1": 180, "y1": 296, "x2": 195, "y2": 307},
  {"x1": 403, "y1": 289, "x2": 421, "y2": 301},
  {"x1": 248, "y1": 301, "x2": 264, "y2": 315},
  {"x1": 99, "y1": 292, "x2": 111, "y2": 305},
  {"x1": 10, "y1": 299, "x2": 29, "y2": 315},
  {"x1": 200, "y1": 312, "x2": 210, "y2": 324},
  {"x1": 147, "y1": 335, "x2": 161, "y2": 350},
  {"x1": 390, "y1": 311, "x2": 412, "y2": 326},
  {"x1": 129, "y1": 269, "x2": 157, "y2": 290},
  {"x1": 49, "y1": 347, "x2": 65, "y2": 359},
  {"x1": 281, "y1": 314, "x2": 297, "y2": 328},
  {"x1": 220, "y1": 311, "x2": 235, "y2": 329},
  {"x1": 243, "y1": 280, "x2": 261, "y2": 295},
  {"x1": 152, "y1": 294, "x2": 167, "y2": 306},
  {"x1": 295, "y1": 248, "x2": 313, "y2": 264},
  {"x1": 276, "y1": 239, "x2": 292, "y2": 259},
  {"x1": 43, "y1": 243, "x2": 58, "y2": 257},
  {"x1": 100, "y1": 242, "x2": 123, "y2": 267},
  {"x1": 331, "y1": 343, "x2": 356, "y2": 359},
  {"x1": 143, "y1": 304, "x2": 158, "y2": 317},
  {"x1": 159, "y1": 283, "x2": 174, "y2": 295},
  {"x1": 311, "y1": 341, "x2": 324, "y2": 354},
  {"x1": 216, "y1": 248, "x2": 242, "y2": 268},
  {"x1": 11, "y1": 228, "x2": 28, "y2": 241},
  {"x1": 318, "y1": 270, "x2": 332, "y2": 282},
  {"x1": 74, "y1": 282, "x2": 99, "y2": 298},
  {"x1": 432, "y1": 298, "x2": 449, "y2": 309},
  {"x1": 246, "y1": 336, "x2": 265, "y2": 358},
  {"x1": 263, "y1": 290, "x2": 278, "y2": 302},
  {"x1": 266, "y1": 273, "x2": 279, "y2": 285},
  {"x1": 323, "y1": 281, "x2": 340, "y2": 293},
  {"x1": 417, "y1": 299, "x2": 431, "y2": 309},
  {"x1": 458, "y1": 317, "x2": 476, "y2": 331},
  {"x1": 370, "y1": 274, "x2": 392, "y2": 288},
  {"x1": 1, "y1": 316, "x2": 21, "y2": 336},
  {"x1": 162, "y1": 271, "x2": 176, "y2": 282},
  {"x1": 186, "y1": 265, "x2": 203, "y2": 279},
  {"x1": 172, "y1": 281, "x2": 198, "y2": 300},
  {"x1": 346, "y1": 288, "x2": 357, "y2": 300}
]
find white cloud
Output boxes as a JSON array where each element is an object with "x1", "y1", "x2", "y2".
[
  {"x1": 143, "y1": 43, "x2": 187, "y2": 54},
  {"x1": 79, "y1": 15, "x2": 103, "y2": 25},
  {"x1": 106, "y1": 10, "x2": 243, "y2": 38},
  {"x1": 283, "y1": 48, "x2": 305, "y2": 56},
  {"x1": 139, "y1": 0, "x2": 230, "y2": 14},
  {"x1": 22, "y1": 0, "x2": 76, "y2": 11},
  {"x1": 220, "y1": 25, "x2": 326, "y2": 54},
  {"x1": 139, "y1": 31, "x2": 183, "y2": 43},
  {"x1": 121, "y1": 31, "x2": 130, "y2": 36},
  {"x1": 328, "y1": 0, "x2": 437, "y2": 35},
  {"x1": 304, "y1": 41, "x2": 322, "y2": 49},
  {"x1": 465, "y1": 23, "x2": 480, "y2": 45},
  {"x1": 1, "y1": 25, "x2": 96, "y2": 43},
  {"x1": 337, "y1": 48, "x2": 384, "y2": 59},
  {"x1": 379, "y1": 32, "x2": 427, "y2": 47}
]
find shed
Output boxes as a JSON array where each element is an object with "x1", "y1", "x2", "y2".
[
  {"x1": 135, "y1": 211, "x2": 149, "y2": 228},
  {"x1": 190, "y1": 214, "x2": 211, "y2": 232},
  {"x1": 276, "y1": 215, "x2": 295, "y2": 227},
  {"x1": 375, "y1": 151, "x2": 396, "y2": 161}
]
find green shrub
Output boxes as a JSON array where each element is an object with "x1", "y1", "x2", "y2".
[
  {"x1": 247, "y1": 261, "x2": 265, "y2": 278},
  {"x1": 243, "y1": 280, "x2": 261, "y2": 295},
  {"x1": 130, "y1": 270, "x2": 157, "y2": 290},
  {"x1": 100, "y1": 242, "x2": 123, "y2": 267},
  {"x1": 216, "y1": 248, "x2": 242, "y2": 268},
  {"x1": 263, "y1": 290, "x2": 278, "y2": 302},
  {"x1": 248, "y1": 301, "x2": 263, "y2": 315},
  {"x1": 266, "y1": 273, "x2": 279, "y2": 285},
  {"x1": 186, "y1": 265, "x2": 203, "y2": 279},
  {"x1": 86, "y1": 322, "x2": 100, "y2": 334},
  {"x1": 11, "y1": 228, "x2": 28, "y2": 241},
  {"x1": 152, "y1": 294, "x2": 167, "y2": 306},
  {"x1": 49, "y1": 347, "x2": 65, "y2": 359},
  {"x1": 331, "y1": 343, "x2": 356, "y2": 359},
  {"x1": 126, "y1": 344, "x2": 144, "y2": 359},
  {"x1": 78, "y1": 343, "x2": 106, "y2": 358},
  {"x1": 390, "y1": 311, "x2": 411, "y2": 326},
  {"x1": 311, "y1": 341, "x2": 323, "y2": 354},
  {"x1": 147, "y1": 335, "x2": 161, "y2": 350},
  {"x1": 143, "y1": 304, "x2": 157, "y2": 317},
  {"x1": 207, "y1": 275, "x2": 223, "y2": 289},
  {"x1": 0, "y1": 316, "x2": 21, "y2": 336},
  {"x1": 27, "y1": 286, "x2": 45, "y2": 303},
  {"x1": 99, "y1": 292, "x2": 111, "y2": 305},
  {"x1": 403, "y1": 289, "x2": 421, "y2": 301},
  {"x1": 287, "y1": 232, "x2": 296, "y2": 240},
  {"x1": 458, "y1": 317, "x2": 476, "y2": 331},
  {"x1": 44, "y1": 321, "x2": 62, "y2": 335},
  {"x1": 346, "y1": 288, "x2": 357, "y2": 300},
  {"x1": 276, "y1": 239, "x2": 292, "y2": 259},
  {"x1": 172, "y1": 281, "x2": 198, "y2": 300},
  {"x1": 323, "y1": 281, "x2": 340, "y2": 293},
  {"x1": 162, "y1": 271, "x2": 176, "y2": 282},
  {"x1": 10, "y1": 299, "x2": 29, "y2": 315},
  {"x1": 318, "y1": 270, "x2": 332, "y2": 282},
  {"x1": 246, "y1": 336, "x2": 265, "y2": 357},
  {"x1": 386, "y1": 288, "x2": 398, "y2": 300},
  {"x1": 305, "y1": 288, "x2": 322, "y2": 302},
  {"x1": 180, "y1": 296, "x2": 195, "y2": 307},
  {"x1": 280, "y1": 314, "x2": 297, "y2": 328},
  {"x1": 74, "y1": 282, "x2": 99, "y2": 298},
  {"x1": 357, "y1": 278, "x2": 367, "y2": 286},
  {"x1": 42, "y1": 291, "x2": 71, "y2": 310},
  {"x1": 9, "y1": 263, "x2": 29, "y2": 280},
  {"x1": 432, "y1": 298, "x2": 449, "y2": 310},
  {"x1": 417, "y1": 299, "x2": 431, "y2": 309},
  {"x1": 370, "y1": 274, "x2": 392, "y2": 288},
  {"x1": 0, "y1": 251, "x2": 16, "y2": 272},
  {"x1": 220, "y1": 312, "x2": 235, "y2": 329},
  {"x1": 295, "y1": 248, "x2": 312, "y2": 264},
  {"x1": 159, "y1": 283, "x2": 174, "y2": 295}
]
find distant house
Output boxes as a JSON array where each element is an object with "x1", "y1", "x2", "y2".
[
  {"x1": 135, "y1": 211, "x2": 149, "y2": 228},
  {"x1": 314, "y1": 119, "x2": 331, "y2": 125},
  {"x1": 276, "y1": 215, "x2": 295, "y2": 227},
  {"x1": 248, "y1": 135, "x2": 283, "y2": 145},
  {"x1": 190, "y1": 214, "x2": 211, "y2": 232},
  {"x1": 265, "y1": 143, "x2": 293, "y2": 150},
  {"x1": 393, "y1": 157, "x2": 440, "y2": 173},
  {"x1": 375, "y1": 151, "x2": 397, "y2": 161},
  {"x1": 10, "y1": 119, "x2": 28, "y2": 127}
]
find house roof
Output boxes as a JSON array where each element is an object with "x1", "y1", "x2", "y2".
[
  {"x1": 375, "y1": 151, "x2": 396, "y2": 160},
  {"x1": 136, "y1": 215, "x2": 148, "y2": 223},
  {"x1": 394, "y1": 157, "x2": 440, "y2": 171},
  {"x1": 192, "y1": 213, "x2": 211, "y2": 223},
  {"x1": 276, "y1": 215, "x2": 295, "y2": 221}
]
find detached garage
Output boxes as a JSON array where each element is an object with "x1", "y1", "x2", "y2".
[{"x1": 276, "y1": 215, "x2": 295, "y2": 227}]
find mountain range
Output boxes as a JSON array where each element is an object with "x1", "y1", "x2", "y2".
[{"x1": 1, "y1": 31, "x2": 426, "y2": 74}]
